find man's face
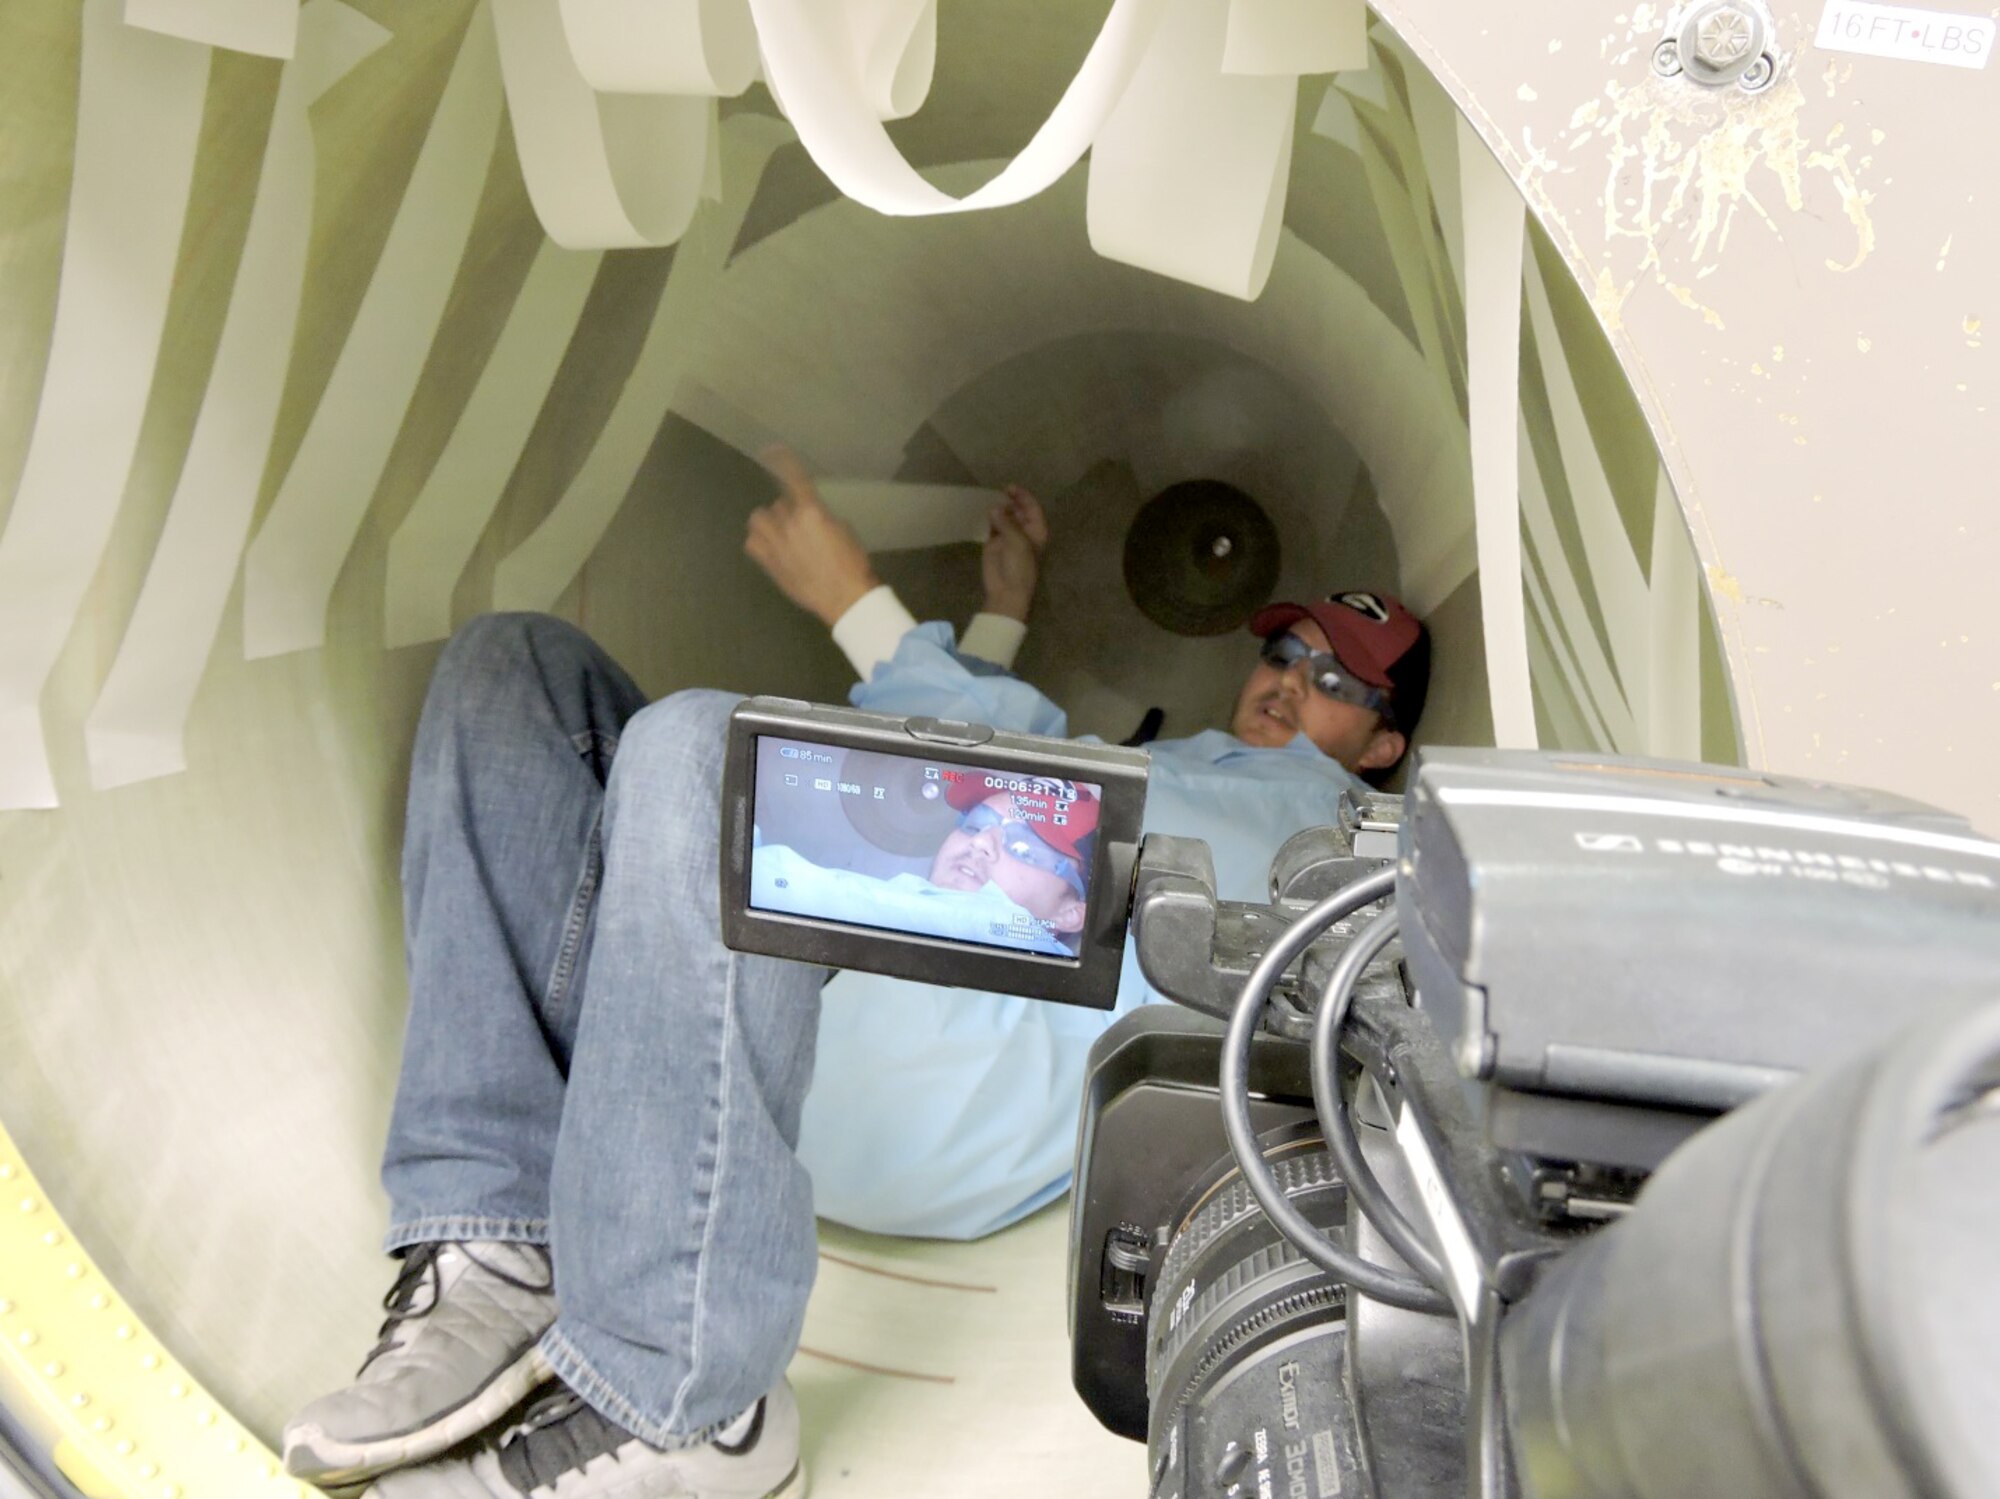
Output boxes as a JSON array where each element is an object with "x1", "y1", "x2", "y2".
[
  {"x1": 929, "y1": 792, "x2": 1087, "y2": 932},
  {"x1": 1229, "y1": 619, "x2": 1407, "y2": 772}
]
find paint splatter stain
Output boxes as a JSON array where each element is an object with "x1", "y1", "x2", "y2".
[
  {"x1": 1665, "y1": 281, "x2": 1726, "y2": 328},
  {"x1": 1590, "y1": 267, "x2": 1631, "y2": 330},
  {"x1": 1532, "y1": 66, "x2": 1879, "y2": 329}
]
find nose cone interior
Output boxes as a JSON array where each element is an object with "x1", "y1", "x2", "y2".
[{"x1": 0, "y1": 1, "x2": 1740, "y2": 1487}]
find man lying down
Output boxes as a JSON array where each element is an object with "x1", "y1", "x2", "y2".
[{"x1": 279, "y1": 449, "x2": 1430, "y2": 1499}]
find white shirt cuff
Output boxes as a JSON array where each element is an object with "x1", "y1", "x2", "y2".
[
  {"x1": 959, "y1": 612, "x2": 1028, "y2": 670},
  {"x1": 830, "y1": 584, "x2": 920, "y2": 680}
]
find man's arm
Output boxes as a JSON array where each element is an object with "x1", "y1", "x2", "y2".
[
  {"x1": 742, "y1": 445, "x2": 913, "y2": 679},
  {"x1": 744, "y1": 447, "x2": 1051, "y2": 686},
  {"x1": 742, "y1": 446, "x2": 881, "y2": 629},
  {"x1": 848, "y1": 623, "x2": 1069, "y2": 735},
  {"x1": 959, "y1": 485, "x2": 1048, "y2": 671}
]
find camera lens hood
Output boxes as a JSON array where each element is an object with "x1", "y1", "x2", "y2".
[{"x1": 1499, "y1": 998, "x2": 2000, "y2": 1499}]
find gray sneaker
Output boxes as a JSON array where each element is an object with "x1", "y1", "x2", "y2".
[
  {"x1": 284, "y1": 1241, "x2": 559, "y2": 1486},
  {"x1": 363, "y1": 1380, "x2": 806, "y2": 1499}
]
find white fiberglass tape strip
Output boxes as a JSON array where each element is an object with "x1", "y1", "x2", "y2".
[
  {"x1": 843, "y1": 0, "x2": 938, "y2": 121},
  {"x1": 1526, "y1": 573, "x2": 1610, "y2": 751},
  {"x1": 1647, "y1": 467, "x2": 1704, "y2": 760},
  {"x1": 1085, "y1": 0, "x2": 1296, "y2": 302},
  {"x1": 1266, "y1": 216, "x2": 1471, "y2": 614},
  {"x1": 701, "y1": 108, "x2": 724, "y2": 200},
  {"x1": 557, "y1": 0, "x2": 758, "y2": 95},
  {"x1": 671, "y1": 380, "x2": 785, "y2": 460},
  {"x1": 0, "y1": 0, "x2": 207, "y2": 812},
  {"x1": 817, "y1": 481, "x2": 997, "y2": 552},
  {"x1": 1368, "y1": 51, "x2": 1465, "y2": 394},
  {"x1": 1436, "y1": 787, "x2": 2000, "y2": 863},
  {"x1": 1459, "y1": 114, "x2": 1535, "y2": 751},
  {"x1": 1384, "y1": 476, "x2": 1476, "y2": 621},
  {"x1": 1351, "y1": 102, "x2": 1455, "y2": 405},
  {"x1": 1404, "y1": 64, "x2": 1465, "y2": 299},
  {"x1": 1221, "y1": 0, "x2": 1366, "y2": 74},
  {"x1": 384, "y1": 242, "x2": 603, "y2": 649},
  {"x1": 85, "y1": 1, "x2": 389, "y2": 788},
  {"x1": 1521, "y1": 254, "x2": 1650, "y2": 710},
  {"x1": 747, "y1": 0, "x2": 1166, "y2": 216},
  {"x1": 1310, "y1": 79, "x2": 1361, "y2": 151},
  {"x1": 1526, "y1": 536, "x2": 1619, "y2": 750},
  {"x1": 1335, "y1": 62, "x2": 1387, "y2": 109},
  {"x1": 240, "y1": 4, "x2": 503, "y2": 660},
  {"x1": 1521, "y1": 421, "x2": 1634, "y2": 751},
  {"x1": 492, "y1": 117, "x2": 791, "y2": 613},
  {"x1": 124, "y1": 0, "x2": 297, "y2": 57},
  {"x1": 494, "y1": 0, "x2": 712, "y2": 250}
]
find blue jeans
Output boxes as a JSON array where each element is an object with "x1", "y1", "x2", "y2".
[{"x1": 381, "y1": 613, "x2": 825, "y2": 1447}]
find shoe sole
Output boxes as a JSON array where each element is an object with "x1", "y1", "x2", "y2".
[
  {"x1": 283, "y1": 1344, "x2": 555, "y2": 1486},
  {"x1": 769, "y1": 1460, "x2": 809, "y2": 1499}
]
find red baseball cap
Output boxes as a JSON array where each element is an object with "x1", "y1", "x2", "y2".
[
  {"x1": 943, "y1": 773, "x2": 1100, "y2": 864},
  {"x1": 1248, "y1": 590, "x2": 1430, "y2": 733}
]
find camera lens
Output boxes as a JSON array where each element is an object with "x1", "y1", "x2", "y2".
[{"x1": 1145, "y1": 1122, "x2": 1357, "y2": 1496}]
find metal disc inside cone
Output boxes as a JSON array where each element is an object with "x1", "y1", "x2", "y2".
[
  {"x1": 1122, "y1": 479, "x2": 1282, "y2": 637},
  {"x1": 838, "y1": 749, "x2": 963, "y2": 857}
]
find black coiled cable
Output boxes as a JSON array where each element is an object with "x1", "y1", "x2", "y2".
[
  {"x1": 1309, "y1": 904, "x2": 1453, "y2": 1295},
  {"x1": 1217, "y1": 866, "x2": 1455, "y2": 1316}
]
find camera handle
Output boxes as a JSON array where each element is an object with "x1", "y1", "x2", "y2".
[
  {"x1": 1221, "y1": 874, "x2": 1534, "y2": 1496},
  {"x1": 1310, "y1": 905, "x2": 1453, "y2": 1292},
  {"x1": 1317, "y1": 907, "x2": 1522, "y2": 1499},
  {"x1": 1216, "y1": 865, "x2": 1456, "y2": 1316}
]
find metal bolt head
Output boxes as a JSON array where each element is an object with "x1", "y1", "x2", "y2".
[
  {"x1": 1671, "y1": 0, "x2": 1773, "y2": 86},
  {"x1": 1652, "y1": 38, "x2": 1685, "y2": 75},
  {"x1": 1738, "y1": 52, "x2": 1776, "y2": 91},
  {"x1": 1695, "y1": 9, "x2": 1755, "y2": 66}
]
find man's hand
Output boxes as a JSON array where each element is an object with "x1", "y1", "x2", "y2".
[
  {"x1": 744, "y1": 446, "x2": 880, "y2": 626},
  {"x1": 981, "y1": 485, "x2": 1050, "y2": 623}
]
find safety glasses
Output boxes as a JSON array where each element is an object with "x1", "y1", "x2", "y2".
[
  {"x1": 1259, "y1": 632, "x2": 1394, "y2": 723},
  {"x1": 956, "y1": 801, "x2": 1081, "y2": 881}
]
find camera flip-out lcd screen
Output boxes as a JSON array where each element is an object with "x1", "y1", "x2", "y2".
[
  {"x1": 721, "y1": 699, "x2": 1149, "y2": 1007},
  {"x1": 751, "y1": 737, "x2": 1106, "y2": 959}
]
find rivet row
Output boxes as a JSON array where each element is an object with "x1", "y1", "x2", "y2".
[{"x1": 0, "y1": 1194, "x2": 274, "y2": 1499}]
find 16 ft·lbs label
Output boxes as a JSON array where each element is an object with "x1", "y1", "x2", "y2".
[{"x1": 1816, "y1": 1, "x2": 1993, "y2": 67}]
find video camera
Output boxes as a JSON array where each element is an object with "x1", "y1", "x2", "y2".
[{"x1": 720, "y1": 697, "x2": 2000, "y2": 1498}]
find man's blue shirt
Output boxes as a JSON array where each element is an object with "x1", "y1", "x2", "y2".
[{"x1": 795, "y1": 623, "x2": 1370, "y2": 1238}]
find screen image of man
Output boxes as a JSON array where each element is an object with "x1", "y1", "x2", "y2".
[{"x1": 748, "y1": 775, "x2": 1098, "y2": 957}]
